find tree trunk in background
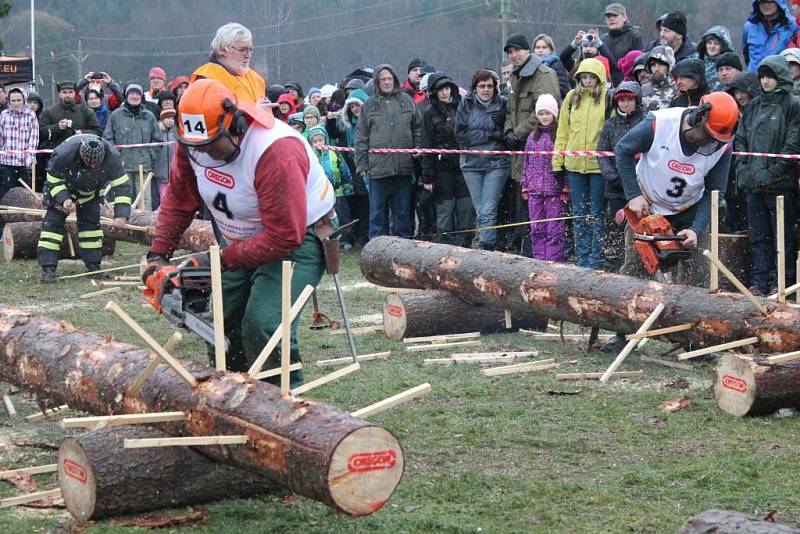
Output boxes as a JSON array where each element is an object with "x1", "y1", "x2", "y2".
[
  {"x1": 361, "y1": 237, "x2": 800, "y2": 352},
  {"x1": 382, "y1": 290, "x2": 547, "y2": 341},
  {"x1": 59, "y1": 424, "x2": 282, "y2": 520},
  {"x1": 0, "y1": 305, "x2": 403, "y2": 517},
  {"x1": 3, "y1": 222, "x2": 115, "y2": 262}
]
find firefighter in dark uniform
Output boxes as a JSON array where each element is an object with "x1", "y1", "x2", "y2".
[{"x1": 38, "y1": 134, "x2": 132, "y2": 282}]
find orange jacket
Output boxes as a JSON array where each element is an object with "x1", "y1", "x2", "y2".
[{"x1": 191, "y1": 62, "x2": 266, "y2": 105}]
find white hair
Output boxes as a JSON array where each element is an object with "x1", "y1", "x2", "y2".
[{"x1": 210, "y1": 23, "x2": 253, "y2": 55}]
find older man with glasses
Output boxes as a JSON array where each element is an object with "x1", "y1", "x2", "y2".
[{"x1": 191, "y1": 22, "x2": 267, "y2": 106}]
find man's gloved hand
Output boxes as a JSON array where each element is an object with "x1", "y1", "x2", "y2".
[
  {"x1": 491, "y1": 108, "x2": 505, "y2": 125},
  {"x1": 141, "y1": 252, "x2": 169, "y2": 285},
  {"x1": 488, "y1": 129, "x2": 505, "y2": 142},
  {"x1": 504, "y1": 131, "x2": 519, "y2": 149}
]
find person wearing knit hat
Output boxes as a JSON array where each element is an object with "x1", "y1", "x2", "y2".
[
  {"x1": 307, "y1": 87, "x2": 322, "y2": 107},
  {"x1": 658, "y1": 12, "x2": 696, "y2": 62},
  {"x1": 401, "y1": 58, "x2": 427, "y2": 104},
  {"x1": 520, "y1": 93, "x2": 565, "y2": 262},
  {"x1": 146, "y1": 66, "x2": 166, "y2": 105},
  {"x1": 715, "y1": 52, "x2": 743, "y2": 89},
  {"x1": 743, "y1": 0, "x2": 798, "y2": 72},
  {"x1": 153, "y1": 107, "x2": 176, "y2": 210},
  {"x1": 503, "y1": 33, "x2": 530, "y2": 52},
  {"x1": 302, "y1": 104, "x2": 321, "y2": 129},
  {"x1": 287, "y1": 112, "x2": 305, "y2": 134}
]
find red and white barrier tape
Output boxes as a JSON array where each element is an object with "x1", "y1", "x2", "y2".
[{"x1": 3, "y1": 140, "x2": 800, "y2": 160}]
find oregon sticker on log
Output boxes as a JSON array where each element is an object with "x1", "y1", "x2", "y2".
[
  {"x1": 328, "y1": 426, "x2": 404, "y2": 515},
  {"x1": 713, "y1": 353, "x2": 800, "y2": 417},
  {"x1": 63, "y1": 459, "x2": 87, "y2": 484}
]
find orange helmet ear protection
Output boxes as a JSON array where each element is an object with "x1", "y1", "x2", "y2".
[
  {"x1": 221, "y1": 98, "x2": 249, "y2": 137},
  {"x1": 686, "y1": 92, "x2": 740, "y2": 142}
]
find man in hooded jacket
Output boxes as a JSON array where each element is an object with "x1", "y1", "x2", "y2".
[
  {"x1": 641, "y1": 46, "x2": 677, "y2": 111},
  {"x1": 697, "y1": 26, "x2": 735, "y2": 91},
  {"x1": 355, "y1": 64, "x2": 421, "y2": 240},
  {"x1": 670, "y1": 58, "x2": 711, "y2": 108},
  {"x1": 743, "y1": 0, "x2": 798, "y2": 72},
  {"x1": 734, "y1": 54, "x2": 800, "y2": 295}
]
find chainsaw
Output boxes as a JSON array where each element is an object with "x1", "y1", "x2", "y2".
[
  {"x1": 143, "y1": 258, "x2": 229, "y2": 351},
  {"x1": 622, "y1": 207, "x2": 692, "y2": 283}
]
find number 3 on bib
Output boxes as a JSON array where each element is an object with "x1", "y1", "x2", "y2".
[
  {"x1": 213, "y1": 192, "x2": 234, "y2": 219},
  {"x1": 666, "y1": 176, "x2": 687, "y2": 198}
]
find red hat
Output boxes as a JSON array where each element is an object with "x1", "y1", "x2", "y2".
[
  {"x1": 148, "y1": 67, "x2": 166, "y2": 81},
  {"x1": 793, "y1": 0, "x2": 800, "y2": 5}
]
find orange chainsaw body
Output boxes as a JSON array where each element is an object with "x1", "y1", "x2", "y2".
[{"x1": 623, "y1": 208, "x2": 684, "y2": 275}]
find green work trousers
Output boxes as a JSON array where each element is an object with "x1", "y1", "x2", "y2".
[{"x1": 221, "y1": 228, "x2": 325, "y2": 387}]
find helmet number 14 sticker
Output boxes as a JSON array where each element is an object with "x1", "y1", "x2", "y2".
[{"x1": 181, "y1": 113, "x2": 208, "y2": 140}]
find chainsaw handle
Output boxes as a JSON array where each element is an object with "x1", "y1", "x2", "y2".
[{"x1": 633, "y1": 234, "x2": 687, "y2": 242}]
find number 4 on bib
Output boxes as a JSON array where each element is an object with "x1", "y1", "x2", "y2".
[{"x1": 213, "y1": 192, "x2": 234, "y2": 219}]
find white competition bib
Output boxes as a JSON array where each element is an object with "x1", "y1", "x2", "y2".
[
  {"x1": 636, "y1": 107, "x2": 727, "y2": 215},
  {"x1": 191, "y1": 121, "x2": 333, "y2": 242}
]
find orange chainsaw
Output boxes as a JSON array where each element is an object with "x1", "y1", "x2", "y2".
[
  {"x1": 622, "y1": 207, "x2": 691, "y2": 283},
  {"x1": 143, "y1": 258, "x2": 229, "y2": 351}
]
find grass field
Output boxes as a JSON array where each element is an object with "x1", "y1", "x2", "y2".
[{"x1": 1, "y1": 242, "x2": 798, "y2": 533}]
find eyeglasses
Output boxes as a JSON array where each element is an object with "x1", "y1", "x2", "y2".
[{"x1": 231, "y1": 45, "x2": 254, "y2": 55}]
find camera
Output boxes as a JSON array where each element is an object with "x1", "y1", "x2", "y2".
[{"x1": 586, "y1": 34, "x2": 593, "y2": 41}]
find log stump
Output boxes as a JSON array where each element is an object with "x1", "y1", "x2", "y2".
[
  {"x1": 3, "y1": 222, "x2": 115, "y2": 262},
  {"x1": 678, "y1": 509, "x2": 800, "y2": 533},
  {"x1": 713, "y1": 354, "x2": 800, "y2": 416},
  {"x1": 58, "y1": 425, "x2": 281, "y2": 520},
  {"x1": 382, "y1": 290, "x2": 547, "y2": 341}
]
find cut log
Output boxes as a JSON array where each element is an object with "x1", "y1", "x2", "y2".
[
  {"x1": 58, "y1": 425, "x2": 281, "y2": 520},
  {"x1": 0, "y1": 305, "x2": 403, "y2": 516},
  {"x1": 382, "y1": 290, "x2": 547, "y2": 341},
  {"x1": 678, "y1": 509, "x2": 800, "y2": 533},
  {"x1": 3, "y1": 222, "x2": 115, "y2": 262},
  {"x1": 713, "y1": 354, "x2": 800, "y2": 417},
  {"x1": 1, "y1": 191, "x2": 215, "y2": 253},
  {"x1": 361, "y1": 237, "x2": 800, "y2": 352},
  {"x1": 685, "y1": 233, "x2": 751, "y2": 292}
]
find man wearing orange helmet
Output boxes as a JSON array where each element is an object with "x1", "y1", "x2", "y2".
[{"x1": 144, "y1": 79, "x2": 335, "y2": 386}]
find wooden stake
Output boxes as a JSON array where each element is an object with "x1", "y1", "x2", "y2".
[
  {"x1": 777, "y1": 195, "x2": 786, "y2": 303},
  {"x1": 765, "y1": 350, "x2": 800, "y2": 365},
  {"x1": 128, "y1": 331, "x2": 183, "y2": 394},
  {"x1": 60, "y1": 251, "x2": 204, "y2": 280},
  {"x1": 703, "y1": 250, "x2": 768, "y2": 315},
  {"x1": 329, "y1": 325, "x2": 383, "y2": 336},
  {"x1": 3, "y1": 394, "x2": 16, "y2": 417},
  {"x1": 105, "y1": 301, "x2": 198, "y2": 388},
  {"x1": 796, "y1": 252, "x2": 799, "y2": 304},
  {"x1": 557, "y1": 370, "x2": 644, "y2": 381},
  {"x1": 403, "y1": 332, "x2": 480, "y2": 344},
  {"x1": 61, "y1": 411, "x2": 186, "y2": 429},
  {"x1": 504, "y1": 309, "x2": 512, "y2": 329},
  {"x1": 316, "y1": 352, "x2": 391, "y2": 368},
  {"x1": 481, "y1": 360, "x2": 557, "y2": 377},
  {"x1": 350, "y1": 383, "x2": 431, "y2": 419},
  {"x1": 710, "y1": 189, "x2": 719, "y2": 291},
  {"x1": 375, "y1": 286, "x2": 416, "y2": 293},
  {"x1": 280, "y1": 261, "x2": 292, "y2": 397},
  {"x1": 113, "y1": 276, "x2": 141, "y2": 282},
  {"x1": 17, "y1": 178, "x2": 38, "y2": 198},
  {"x1": 26, "y1": 405, "x2": 69, "y2": 422},
  {"x1": 133, "y1": 172, "x2": 154, "y2": 210},
  {"x1": 247, "y1": 284, "x2": 314, "y2": 377},
  {"x1": 124, "y1": 435, "x2": 248, "y2": 449},
  {"x1": 625, "y1": 323, "x2": 692, "y2": 340},
  {"x1": 30, "y1": 162, "x2": 36, "y2": 192},
  {"x1": 79, "y1": 286, "x2": 121, "y2": 300},
  {"x1": 254, "y1": 362, "x2": 302, "y2": 380},
  {"x1": 452, "y1": 351, "x2": 539, "y2": 360},
  {"x1": 0, "y1": 488, "x2": 61, "y2": 508},
  {"x1": 405, "y1": 340, "x2": 481, "y2": 352},
  {"x1": 208, "y1": 245, "x2": 226, "y2": 372},
  {"x1": 98, "y1": 281, "x2": 140, "y2": 287},
  {"x1": 677, "y1": 337, "x2": 759, "y2": 360},
  {"x1": 138, "y1": 165, "x2": 145, "y2": 209},
  {"x1": 0, "y1": 464, "x2": 57, "y2": 479},
  {"x1": 639, "y1": 355, "x2": 694, "y2": 371},
  {"x1": 518, "y1": 330, "x2": 614, "y2": 341},
  {"x1": 291, "y1": 363, "x2": 360, "y2": 396},
  {"x1": 600, "y1": 303, "x2": 665, "y2": 382}
]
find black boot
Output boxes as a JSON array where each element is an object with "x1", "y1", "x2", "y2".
[
  {"x1": 40, "y1": 265, "x2": 59, "y2": 284},
  {"x1": 601, "y1": 333, "x2": 627, "y2": 354},
  {"x1": 85, "y1": 263, "x2": 109, "y2": 281}
]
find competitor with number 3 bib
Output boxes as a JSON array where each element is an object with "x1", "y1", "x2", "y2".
[
  {"x1": 143, "y1": 79, "x2": 335, "y2": 387},
  {"x1": 615, "y1": 91, "x2": 739, "y2": 250}
]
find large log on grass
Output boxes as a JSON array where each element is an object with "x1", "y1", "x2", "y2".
[
  {"x1": 361, "y1": 237, "x2": 800, "y2": 352},
  {"x1": 59, "y1": 425, "x2": 281, "y2": 520},
  {"x1": 383, "y1": 290, "x2": 547, "y2": 341},
  {"x1": 678, "y1": 509, "x2": 800, "y2": 533},
  {"x1": 1, "y1": 190, "x2": 215, "y2": 252},
  {"x1": 0, "y1": 305, "x2": 403, "y2": 516},
  {"x1": 713, "y1": 354, "x2": 800, "y2": 416},
  {"x1": 3, "y1": 222, "x2": 115, "y2": 262}
]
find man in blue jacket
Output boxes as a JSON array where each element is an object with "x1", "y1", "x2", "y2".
[{"x1": 743, "y1": 0, "x2": 798, "y2": 72}]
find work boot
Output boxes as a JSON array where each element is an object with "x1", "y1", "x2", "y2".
[
  {"x1": 41, "y1": 265, "x2": 59, "y2": 284},
  {"x1": 85, "y1": 263, "x2": 109, "y2": 281},
  {"x1": 601, "y1": 333, "x2": 627, "y2": 354}
]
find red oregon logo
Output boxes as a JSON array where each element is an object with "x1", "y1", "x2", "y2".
[
  {"x1": 205, "y1": 168, "x2": 235, "y2": 189},
  {"x1": 387, "y1": 305, "x2": 403, "y2": 317},
  {"x1": 347, "y1": 450, "x2": 397, "y2": 473},
  {"x1": 668, "y1": 160, "x2": 696, "y2": 175},
  {"x1": 722, "y1": 374, "x2": 747, "y2": 394},
  {"x1": 63, "y1": 459, "x2": 87, "y2": 484}
]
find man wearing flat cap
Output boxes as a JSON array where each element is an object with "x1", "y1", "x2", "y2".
[{"x1": 601, "y1": 3, "x2": 644, "y2": 86}]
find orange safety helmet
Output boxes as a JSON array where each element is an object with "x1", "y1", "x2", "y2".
[{"x1": 696, "y1": 92, "x2": 740, "y2": 142}]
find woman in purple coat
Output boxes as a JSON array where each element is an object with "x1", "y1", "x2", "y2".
[{"x1": 520, "y1": 94, "x2": 565, "y2": 261}]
